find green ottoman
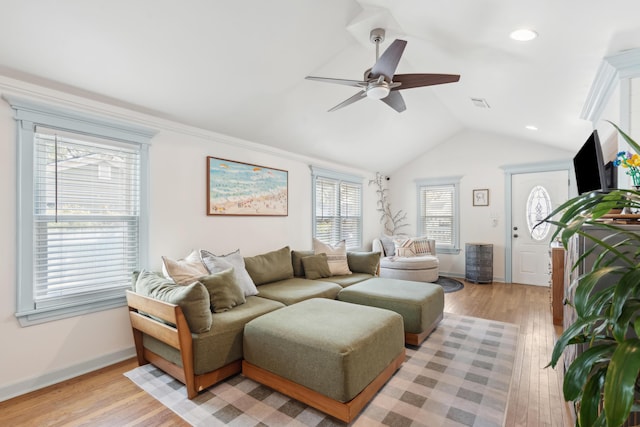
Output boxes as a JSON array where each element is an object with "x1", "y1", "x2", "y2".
[
  {"x1": 338, "y1": 277, "x2": 444, "y2": 346},
  {"x1": 242, "y1": 298, "x2": 405, "y2": 423}
]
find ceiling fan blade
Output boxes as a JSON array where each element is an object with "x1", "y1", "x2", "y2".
[
  {"x1": 328, "y1": 91, "x2": 367, "y2": 112},
  {"x1": 381, "y1": 91, "x2": 406, "y2": 113},
  {"x1": 392, "y1": 73, "x2": 460, "y2": 90},
  {"x1": 370, "y1": 39, "x2": 407, "y2": 81},
  {"x1": 305, "y1": 76, "x2": 367, "y2": 88}
]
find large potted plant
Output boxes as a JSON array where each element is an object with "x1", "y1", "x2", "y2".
[{"x1": 546, "y1": 122, "x2": 640, "y2": 427}]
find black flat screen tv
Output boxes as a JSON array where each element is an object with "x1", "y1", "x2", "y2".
[{"x1": 573, "y1": 130, "x2": 609, "y2": 194}]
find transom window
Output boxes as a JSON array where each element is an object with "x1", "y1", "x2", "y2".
[{"x1": 526, "y1": 185, "x2": 552, "y2": 241}]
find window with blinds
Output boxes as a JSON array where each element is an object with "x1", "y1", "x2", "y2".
[
  {"x1": 418, "y1": 181, "x2": 460, "y2": 253},
  {"x1": 33, "y1": 128, "x2": 140, "y2": 309},
  {"x1": 312, "y1": 170, "x2": 362, "y2": 249},
  {"x1": 9, "y1": 96, "x2": 154, "y2": 325}
]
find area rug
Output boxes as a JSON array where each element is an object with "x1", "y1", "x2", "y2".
[
  {"x1": 434, "y1": 276, "x2": 465, "y2": 293},
  {"x1": 125, "y1": 313, "x2": 518, "y2": 427}
]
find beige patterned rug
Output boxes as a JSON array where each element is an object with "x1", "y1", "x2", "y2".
[{"x1": 125, "y1": 313, "x2": 518, "y2": 426}]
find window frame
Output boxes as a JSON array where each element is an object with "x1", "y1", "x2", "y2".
[
  {"x1": 7, "y1": 96, "x2": 155, "y2": 326},
  {"x1": 310, "y1": 166, "x2": 363, "y2": 250},
  {"x1": 416, "y1": 176, "x2": 463, "y2": 254}
]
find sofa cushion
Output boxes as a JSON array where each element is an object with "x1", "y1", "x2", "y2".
[
  {"x1": 142, "y1": 296, "x2": 284, "y2": 375},
  {"x1": 380, "y1": 255, "x2": 439, "y2": 270},
  {"x1": 198, "y1": 268, "x2": 246, "y2": 313},
  {"x1": 313, "y1": 239, "x2": 351, "y2": 276},
  {"x1": 244, "y1": 246, "x2": 294, "y2": 285},
  {"x1": 161, "y1": 250, "x2": 208, "y2": 285},
  {"x1": 291, "y1": 250, "x2": 314, "y2": 277},
  {"x1": 256, "y1": 277, "x2": 342, "y2": 305},
  {"x1": 320, "y1": 273, "x2": 374, "y2": 288},
  {"x1": 135, "y1": 270, "x2": 212, "y2": 333},
  {"x1": 379, "y1": 234, "x2": 396, "y2": 257},
  {"x1": 200, "y1": 249, "x2": 259, "y2": 297},
  {"x1": 301, "y1": 253, "x2": 332, "y2": 280},
  {"x1": 347, "y1": 251, "x2": 380, "y2": 275}
]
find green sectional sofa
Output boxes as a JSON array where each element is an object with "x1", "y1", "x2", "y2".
[
  {"x1": 126, "y1": 246, "x2": 381, "y2": 399},
  {"x1": 126, "y1": 245, "x2": 444, "y2": 406}
]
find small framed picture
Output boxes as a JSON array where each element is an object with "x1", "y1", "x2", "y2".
[{"x1": 473, "y1": 189, "x2": 489, "y2": 206}]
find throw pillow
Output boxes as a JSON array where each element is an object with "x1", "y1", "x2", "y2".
[
  {"x1": 198, "y1": 268, "x2": 246, "y2": 313},
  {"x1": 412, "y1": 236, "x2": 435, "y2": 255},
  {"x1": 135, "y1": 270, "x2": 212, "y2": 333},
  {"x1": 312, "y1": 238, "x2": 352, "y2": 276},
  {"x1": 379, "y1": 234, "x2": 396, "y2": 257},
  {"x1": 301, "y1": 253, "x2": 332, "y2": 280},
  {"x1": 346, "y1": 251, "x2": 381, "y2": 275},
  {"x1": 161, "y1": 250, "x2": 209, "y2": 285},
  {"x1": 200, "y1": 249, "x2": 259, "y2": 297},
  {"x1": 243, "y1": 246, "x2": 294, "y2": 285},
  {"x1": 291, "y1": 250, "x2": 314, "y2": 277},
  {"x1": 394, "y1": 238, "x2": 416, "y2": 257}
]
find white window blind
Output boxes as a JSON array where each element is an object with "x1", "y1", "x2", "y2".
[
  {"x1": 417, "y1": 180, "x2": 460, "y2": 253},
  {"x1": 312, "y1": 169, "x2": 362, "y2": 249},
  {"x1": 9, "y1": 95, "x2": 154, "y2": 325},
  {"x1": 33, "y1": 128, "x2": 140, "y2": 309}
]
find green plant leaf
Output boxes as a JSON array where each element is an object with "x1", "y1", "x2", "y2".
[
  {"x1": 574, "y1": 266, "x2": 621, "y2": 317},
  {"x1": 549, "y1": 315, "x2": 604, "y2": 368},
  {"x1": 607, "y1": 120, "x2": 640, "y2": 154},
  {"x1": 564, "y1": 344, "x2": 615, "y2": 400},
  {"x1": 613, "y1": 300, "x2": 640, "y2": 342},
  {"x1": 578, "y1": 366, "x2": 607, "y2": 427},
  {"x1": 634, "y1": 317, "x2": 640, "y2": 338},
  {"x1": 604, "y1": 338, "x2": 640, "y2": 427}
]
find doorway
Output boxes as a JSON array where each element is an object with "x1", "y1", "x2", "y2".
[
  {"x1": 511, "y1": 170, "x2": 569, "y2": 285},
  {"x1": 503, "y1": 161, "x2": 572, "y2": 285}
]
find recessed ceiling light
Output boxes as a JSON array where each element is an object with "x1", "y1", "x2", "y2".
[
  {"x1": 510, "y1": 29, "x2": 538, "y2": 41},
  {"x1": 525, "y1": 125, "x2": 538, "y2": 131}
]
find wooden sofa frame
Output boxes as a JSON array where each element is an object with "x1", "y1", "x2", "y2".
[{"x1": 125, "y1": 290, "x2": 241, "y2": 399}]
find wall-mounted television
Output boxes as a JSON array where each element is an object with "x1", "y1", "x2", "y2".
[{"x1": 573, "y1": 130, "x2": 609, "y2": 194}]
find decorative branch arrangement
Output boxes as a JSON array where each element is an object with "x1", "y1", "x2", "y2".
[{"x1": 368, "y1": 172, "x2": 409, "y2": 235}]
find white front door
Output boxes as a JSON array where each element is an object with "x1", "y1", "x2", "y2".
[{"x1": 511, "y1": 170, "x2": 569, "y2": 286}]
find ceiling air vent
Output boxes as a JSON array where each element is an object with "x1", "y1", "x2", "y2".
[{"x1": 471, "y1": 97, "x2": 490, "y2": 108}]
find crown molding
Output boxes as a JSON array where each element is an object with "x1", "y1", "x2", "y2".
[{"x1": 581, "y1": 48, "x2": 640, "y2": 123}]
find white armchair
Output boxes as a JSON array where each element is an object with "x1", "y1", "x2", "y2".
[{"x1": 372, "y1": 236, "x2": 439, "y2": 283}]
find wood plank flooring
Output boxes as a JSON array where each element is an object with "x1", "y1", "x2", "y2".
[{"x1": 0, "y1": 280, "x2": 571, "y2": 426}]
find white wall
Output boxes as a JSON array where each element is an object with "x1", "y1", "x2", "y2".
[
  {"x1": 0, "y1": 77, "x2": 380, "y2": 401},
  {"x1": 388, "y1": 129, "x2": 575, "y2": 281}
]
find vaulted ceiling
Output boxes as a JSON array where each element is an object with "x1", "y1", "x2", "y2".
[{"x1": 2, "y1": 1, "x2": 640, "y2": 172}]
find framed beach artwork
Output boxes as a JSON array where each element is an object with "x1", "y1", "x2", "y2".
[{"x1": 207, "y1": 157, "x2": 288, "y2": 216}]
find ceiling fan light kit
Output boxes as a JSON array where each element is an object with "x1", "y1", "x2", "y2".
[{"x1": 305, "y1": 28, "x2": 460, "y2": 112}]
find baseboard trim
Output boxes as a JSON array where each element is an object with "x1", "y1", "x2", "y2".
[
  {"x1": 0, "y1": 346, "x2": 136, "y2": 403},
  {"x1": 441, "y1": 272, "x2": 505, "y2": 283}
]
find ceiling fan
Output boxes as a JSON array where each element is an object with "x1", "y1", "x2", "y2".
[{"x1": 305, "y1": 28, "x2": 460, "y2": 113}]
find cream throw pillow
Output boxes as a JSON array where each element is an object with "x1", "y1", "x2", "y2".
[
  {"x1": 161, "y1": 250, "x2": 209, "y2": 285},
  {"x1": 312, "y1": 238, "x2": 351, "y2": 276},
  {"x1": 412, "y1": 236, "x2": 435, "y2": 255},
  {"x1": 393, "y1": 238, "x2": 416, "y2": 257}
]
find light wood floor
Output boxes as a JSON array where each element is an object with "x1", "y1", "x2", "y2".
[{"x1": 0, "y1": 280, "x2": 571, "y2": 427}]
